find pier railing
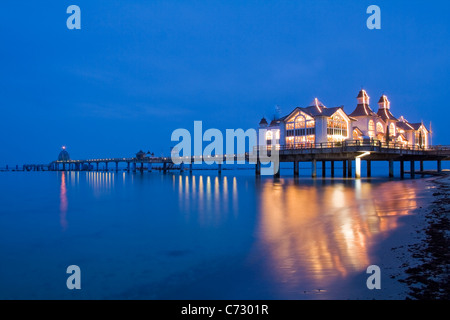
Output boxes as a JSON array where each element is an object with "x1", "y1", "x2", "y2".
[
  {"x1": 258, "y1": 141, "x2": 450, "y2": 154},
  {"x1": 265, "y1": 140, "x2": 430, "y2": 151}
]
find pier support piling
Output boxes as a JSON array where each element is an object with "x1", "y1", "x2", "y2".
[
  {"x1": 312, "y1": 159, "x2": 317, "y2": 178},
  {"x1": 347, "y1": 160, "x2": 352, "y2": 178},
  {"x1": 331, "y1": 161, "x2": 335, "y2": 178},
  {"x1": 400, "y1": 161, "x2": 405, "y2": 179},
  {"x1": 420, "y1": 161, "x2": 424, "y2": 173},
  {"x1": 389, "y1": 159, "x2": 394, "y2": 178},
  {"x1": 437, "y1": 160, "x2": 442, "y2": 173},
  {"x1": 410, "y1": 161, "x2": 415, "y2": 179},
  {"x1": 366, "y1": 160, "x2": 371, "y2": 178},
  {"x1": 255, "y1": 160, "x2": 261, "y2": 176},
  {"x1": 342, "y1": 160, "x2": 347, "y2": 178},
  {"x1": 272, "y1": 159, "x2": 280, "y2": 177},
  {"x1": 322, "y1": 161, "x2": 326, "y2": 178},
  {"x1": 293, "y1": 161, "x2": 299, "y2": 176}
]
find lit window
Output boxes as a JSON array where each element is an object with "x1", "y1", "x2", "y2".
[
  {"x1": 376, "y1": 122, "x2": 384, "y2": 133},
  {"x1": 390, "y1": 123, "x2": 395, "y2": 136},
  {"x1": 327, "y1": 114, "x2": 348, "y2": 140}
]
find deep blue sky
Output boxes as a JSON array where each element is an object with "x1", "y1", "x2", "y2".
[{"x1": 1, "y1": 1, "x2": 449, "y2": 164}]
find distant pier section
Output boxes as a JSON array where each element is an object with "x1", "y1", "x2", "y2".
[{"x1": 5, "y1": 142, "x2": 450, "y2": 179}]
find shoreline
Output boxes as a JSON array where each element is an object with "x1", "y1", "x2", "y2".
[
  {"x1": 398, "y1": 173, "x2": 450, "y2": 299},
  {"x1": 376, "y1": 172, "x2": 450, "y2": 300},
  {"x1": 343, "y1": 173, "x2": 450, "y2": 300}
]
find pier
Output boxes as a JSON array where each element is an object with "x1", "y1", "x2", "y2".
[
  {"x1": 14, "y1": 141, "x2": 450, "y2": 179},
  {"x1": 269, "y1": 141, "x2": 449, "y2": 178}
]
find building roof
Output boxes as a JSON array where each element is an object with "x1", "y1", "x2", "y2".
[
  {"x1": 259, "y1": 117, "x2": 268, "y2": 126},
  {"x1": 349, "y1": 104, "x2": 378, "y2": 117},
  {"x1": 378, "y1": 95, "x2": 389, "y2": 104},
  {"x1": 58, "y1": 148, "x2": 70, "y2": 161},
  {"x1": 396, "y1": 133, "x2": 408, "y2": 141},
  {"x1": 357, "y1": 89, "x2": 369, "y2": 99},
  {"x1": 283, "y1": 105, "x2": 345, "y2": 121},
  {"x1": 377, "y1": 107, "x2": 398, "y2": 121},
  {"x1": 307, "y1": 98, "x2": 326, "y2": 113},
  {"x1": 353, "y1": 127, "x2": 363, "y2": 134},
  {"x1": 351, "y1": 89, "x2": 376, "y2": 117},
  {"x1": 269, "y1": 119, "x2": 280, "y2": 126},
  {"x1": 396, "y1": 121, "x2": 415, "y2": 131},
  {"x1": 409, "y1": 123, "x2": 429, "y2": 132}
]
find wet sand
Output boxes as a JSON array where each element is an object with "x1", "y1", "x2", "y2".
[
  {"x1": 399, "y1": 173, "x2": 450, "y2": 299},
  {"x1": 355, "y1": 173, "x2": 450, "y2": 300}
]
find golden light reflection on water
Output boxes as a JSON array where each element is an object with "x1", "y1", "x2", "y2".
[
  {"x1": 175, "y1": 174, "x2": 239, "y2": 225},
  {"x1": 85, "y1": 172, "x2": 115, "y2": 195},
  {"x1": 257, "y1": 178, "x2": 419, "y2": 288},
  {"x1": 60, "y1": 171, "x2": 119, "y2": 229},
  {"x1": 59, "y1": 172, "x2": 68, "y2": 231},
  {"x1": 60, "y1": 171, "x2": 425, "y2": 294}
]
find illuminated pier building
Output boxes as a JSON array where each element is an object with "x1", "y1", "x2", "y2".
[{"x1": 259, "y1": 89, "x2": 429, "y2": 149}]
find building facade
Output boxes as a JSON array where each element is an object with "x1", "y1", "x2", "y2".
[{"x1": 258, "y1": 90, "x2": 429, "y2": 149}]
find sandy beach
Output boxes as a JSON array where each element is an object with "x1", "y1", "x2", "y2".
[
  {"x1": 378, "y1": 173, "x2": 450, "y2": 300},
  {"x1": 398, "y1": 173, "x2": 450, "y2": 299}
]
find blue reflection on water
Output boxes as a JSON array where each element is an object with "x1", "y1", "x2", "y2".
[{"x1": 0, "y1": 170, "x2": 430, "y2": 299}]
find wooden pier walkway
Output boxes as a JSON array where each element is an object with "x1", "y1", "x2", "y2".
[{"x1": 17, "y1": 141, "x2": 450, "y2": 179}]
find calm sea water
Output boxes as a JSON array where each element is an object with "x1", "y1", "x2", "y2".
[{"x1": 0, "y1": 168, "x2": 433, "y2": 299}]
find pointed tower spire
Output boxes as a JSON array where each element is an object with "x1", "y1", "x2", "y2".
[
  {"x1": 356, "y1": 89, "x2": 370, "y2": 106},
  {"x1": 378, "y1": 95, "x2": 390, "y2": 109}
]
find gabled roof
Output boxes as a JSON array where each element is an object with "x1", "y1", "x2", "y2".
[
  {"x1": 282, "y1": 105, "x2": 347, "y2": 122},
  {"x1": 396, "y1": 133, "x2": 408, "y2": 141},
  {"x1": 353, "y1": 127, "x2": 363, "y2": 134},
  {"x1": 410, "y1": 123, "x2": 429, "y2": 132},
  {"x1": 321, "y1": 107, "x2": 346, "y2": 117},
  {"x1": 259, "y1": 117, "x2": 268, "y2": 125},
  {"x1": 396, "y1": 121, "x2": 414, "y2": 131},
  {"x1": 302, "y1": 105, "x2": 343, "y2": 117}
]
